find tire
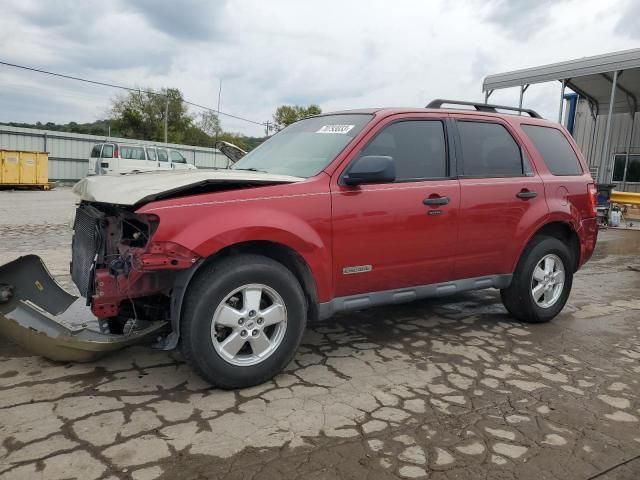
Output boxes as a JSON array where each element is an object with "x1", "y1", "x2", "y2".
[
  {"x1": 500, "y1": 236, "x2": 574, "y2": 324},
  {"x1": 181, "y1": 254, "x2": 307, "y2": 389}
]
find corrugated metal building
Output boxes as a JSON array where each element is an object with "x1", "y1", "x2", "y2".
[
  {"x1": 571, "y1": 103, "x2": 640, "y2": 192},
  {"x1": 483, "y1": 48, "x2": 640, "y2": 192},
  {"x1": 0, "y1": 125, "x2": 229, "y2": 181}
]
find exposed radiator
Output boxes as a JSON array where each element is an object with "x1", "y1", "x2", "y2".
[{"x1": 71, "y1": 205, "x2": 103, "y2": 298}]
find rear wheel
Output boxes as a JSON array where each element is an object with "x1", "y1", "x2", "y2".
[
  {"x1": 501, "y1": 236, "x2": 573, "y2": 323},
  {"x1": 181, "y1": 254, "x2": 306, "y2": 389}
]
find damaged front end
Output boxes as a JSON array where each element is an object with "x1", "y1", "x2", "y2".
[{"x1": 0, "y1": 202, "x2": 199, "y2": 362}]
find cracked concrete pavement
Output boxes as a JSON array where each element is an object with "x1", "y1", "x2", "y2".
[{"x1": 1, "y1": 188, "x2": 639, "y2": 480}]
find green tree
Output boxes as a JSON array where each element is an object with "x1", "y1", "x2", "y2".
[
  {"x1": 198, "y1": 110, "x2": 222, "y2": 137},
  {"x1": 110, "y1": 88, "x2": 193, "y2": 143},
  {"x1": 4, "y1": 88, "x2": 271, "y2": 152},
  {"x1": 272, "y1": 104, "x2": 322, "y2": 131}
]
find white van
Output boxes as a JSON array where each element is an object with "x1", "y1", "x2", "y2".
[{"x1": 89, "y1": 143, "x2": 197, "y2": 175}]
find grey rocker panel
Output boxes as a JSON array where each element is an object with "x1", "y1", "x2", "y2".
[{"x1": 318, "y1": 274, "x2": 513, "y2": 320}]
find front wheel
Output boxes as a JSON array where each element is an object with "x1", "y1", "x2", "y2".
[
  {"x1": 181, "y1": 255, "x2": 307, "y2": 389},
  {"x1": 501, "y1": 236, "x2": 574, "y2": 323}
]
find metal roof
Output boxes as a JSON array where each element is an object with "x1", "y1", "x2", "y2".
[
  {"x1": 483, "y1": 49, "x2": 640, "y2": 114},
  {"x1": 0, "y1": 124, "x2": 222, "y2": 152}
]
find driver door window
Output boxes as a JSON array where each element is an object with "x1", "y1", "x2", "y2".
[
  {"x1": 170, "y1": 151, "x2": 187, "y2": 164},
  {"x1": 357, "y1": 120, "x2": 447, "y2": 181}
]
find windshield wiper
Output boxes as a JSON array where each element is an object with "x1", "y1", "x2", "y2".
[{"x1": 233, "y1": 167, "x2": 268, "y2": 173}]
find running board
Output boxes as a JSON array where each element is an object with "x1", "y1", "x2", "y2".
[
  {"x1": 318, "y1": 274, "x2": 512, "y2": 320},
  {"x1": 0, "y1": 255, "x2": 166, "y2": 362}
]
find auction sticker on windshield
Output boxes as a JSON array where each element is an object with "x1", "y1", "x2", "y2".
[{"x1": 316, "y1": 125, "x2": 355, "y2": 134}]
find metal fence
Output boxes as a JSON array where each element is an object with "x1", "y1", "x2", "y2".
[{"x1": 0, "y1": 125, "x2": 229, "y2": 181}]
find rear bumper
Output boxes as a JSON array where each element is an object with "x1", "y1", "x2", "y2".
[
  {"x1": 0, "y1": 255, "x2": 166, "y2": 362},
  {"x1": 577, "y1": 217, "x2": 598, "y2": 269}
]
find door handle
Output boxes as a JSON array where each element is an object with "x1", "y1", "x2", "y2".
[
  {"x1": 516, "y1": 190, "x2": 537, "y2": 199},
  {"x1": 423, "y1": 196, "x2": 450, "y2": 206}
]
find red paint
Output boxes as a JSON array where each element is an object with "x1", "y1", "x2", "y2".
[
  {"x1": 92, "y1": 268, "x2": 174, "y2": 317},
  {"x1": 97, "y1": 108, "x2": 597, "y2": 316}
]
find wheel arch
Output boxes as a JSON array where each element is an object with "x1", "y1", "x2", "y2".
[
  {"x1": 203, "y1": 240, "x2": 320, "y2": 321},
  {"x1": 515, "y1": 221, "x2": 580, "y2": 273},
  {"x1": 165, "y1": 240, "x2": 320, "y2": 350}
]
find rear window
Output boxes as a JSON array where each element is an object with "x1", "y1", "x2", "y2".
[
  {"x1": 120, "y1": 146, "x2": 146, "y2": 160},
  {"x1": 101, "y1": 145, "x2": 113, "y2": 158},
  {"x1": 90, "y1": 145, "x2": 101, "y2": 158},
  {"x1": 522, "y1": 125, "x2": 582, "y2": 176},
  {"x1": 457, "y1": 121, "x2": 525, "y2": 177}
]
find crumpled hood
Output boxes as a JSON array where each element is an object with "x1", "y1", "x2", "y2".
[{"x1": 72, "y1": 169, "x2": 304, "y2": 206}]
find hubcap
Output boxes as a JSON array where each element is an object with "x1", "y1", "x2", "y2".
[
  {"x1": 531, "y1": 254, "x2": 565, "y2": 309},
  {"x1": 211, "y1": 284, "x2": 287, "y2": 366}
]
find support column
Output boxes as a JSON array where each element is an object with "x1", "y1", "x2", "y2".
[
  {"x1": 558, "y1": 80, "x2": 566, "y2": 123},
  {"x1": 621, "y1": 114, "x2": 635, "y2": 188},
  {"x1": 600, "y1": 70, "x2": 619, "y2": 183},
  {"x1": 518, "y1": 84, "x2": 529, "y2": 114}
]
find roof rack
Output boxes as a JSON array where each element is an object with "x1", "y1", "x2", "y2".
[{"x1": 426, "y1": 99, "x2": 542, "y2": 119}]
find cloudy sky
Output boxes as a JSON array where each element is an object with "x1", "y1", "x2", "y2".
[{"x1": 0, "y1": 0, "x2": 638, "y2": 137}]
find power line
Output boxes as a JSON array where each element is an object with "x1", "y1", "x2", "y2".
[
  {"x1": 184, "y1": 100, "x2": 264, "y2": 126},
  {"x1": 0, "y1": 60, "x2": 267, "y2": 126}
]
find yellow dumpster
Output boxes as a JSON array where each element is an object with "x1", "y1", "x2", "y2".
[{"x1": 0, "y1": 150, "x2": 51, "y2": 189}]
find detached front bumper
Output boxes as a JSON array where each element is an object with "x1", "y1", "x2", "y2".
[{"x1": 0, "y1": 255, "x2": 166, "y2": 362}]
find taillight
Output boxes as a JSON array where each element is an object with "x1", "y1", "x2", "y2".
[
  {"x1": 113, "y1": 146, "x2": 119, "y2": 158},
  {"x1": 588, "y1": 183, "x2": 597, "y2": 217}
]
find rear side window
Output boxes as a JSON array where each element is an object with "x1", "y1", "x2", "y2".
[
  {"x1": 90, "y1": 145, "x2": 101, "y2": 158},
  {"x1": 359, "y1": 120, "x2": 447, "y2": 181},
  {"x1": 120, "y1": 146, "x2": 146, "y2": 160},
  {"x1": 521, "y1": 125, "x2": 582, "y2": 176},
  {"x1": 101, "y1": 145, "x2": 113, "y2": 158},
  {"x1": 157, "y1": 149, "x2": 168, "y2": 162},
  {"x1": 170, "y1": 150, "x2": 186, "y2": 163},
  {"x1": 457, "y1": 121, "x2": 524, "y2": 177}
]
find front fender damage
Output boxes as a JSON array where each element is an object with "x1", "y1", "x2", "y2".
[{"x1": 0, "y1": 255, "x2": 166, "y2": 362}]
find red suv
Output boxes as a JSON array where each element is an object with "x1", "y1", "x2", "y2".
[{"x1": 0, "y1": 100, "x2": 598, "y2": 388}]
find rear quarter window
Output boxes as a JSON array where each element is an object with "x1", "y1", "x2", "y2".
[
  {"x1": 120, "y1": 146, "x2": 146, "y2": 160},
  {"x1": 521, "y1": 125, "x2": 583, "y2": 176}
]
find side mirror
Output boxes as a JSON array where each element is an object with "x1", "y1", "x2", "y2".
[{"x1": 343, "y1": 155, "x2": 395, "y2": 186}]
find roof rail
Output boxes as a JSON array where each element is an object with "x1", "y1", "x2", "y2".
[{"x1": 426, "y1": 99, "x2": 542, "y2": 119}]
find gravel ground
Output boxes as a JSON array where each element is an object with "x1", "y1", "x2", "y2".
[{"x1": 1, "y1": 187, "x2": 639, "y2": 480}]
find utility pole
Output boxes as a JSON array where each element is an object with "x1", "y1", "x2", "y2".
[
  {"x1": 215, "y1": 79, "x2": 222, "y2": 148},
  {"x1": 164, "y1": 95, "x2": 169, "y2": 143},
  {"x1": 265, "y1": 121, "x2": 270, "y2": 136}
]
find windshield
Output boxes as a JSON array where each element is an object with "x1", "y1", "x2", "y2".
[{"x1": 232, "y1": 114, "x2": 372, "y2": 177}]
